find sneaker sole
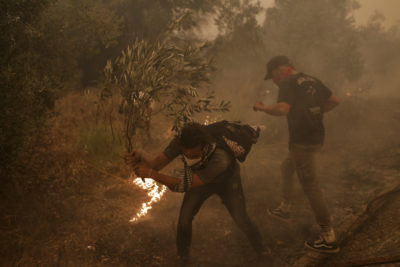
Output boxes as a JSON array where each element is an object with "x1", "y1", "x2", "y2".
[
  {"x1": 304, "y1": 241, "x2": 340, "y2": 254},
  {"x1": 266, "y1": 209, "x2": 291, "y2": 221}
]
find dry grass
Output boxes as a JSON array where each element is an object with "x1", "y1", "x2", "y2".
[{"x1": 0, "y1": 90, "x2": 150, "y2": 266}]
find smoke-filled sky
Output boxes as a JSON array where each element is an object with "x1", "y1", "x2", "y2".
[
  {"x1": 259, "y1": 0, "x2": 400, "y2": 28},
  {"x1": 353, "y1": 0, "x2": 400, "y2": 27},
  {"x1": 198, "y1": 0, "x2": 399, "y2": 40}
]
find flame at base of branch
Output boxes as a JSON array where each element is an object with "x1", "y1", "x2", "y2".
[{"x1": 129, "y1": 175, "x2": 167, "y2": 223}]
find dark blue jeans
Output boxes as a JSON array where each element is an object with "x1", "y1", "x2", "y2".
[{"x1": 176, "y1": 164, "x2": 263, "y2": 257}]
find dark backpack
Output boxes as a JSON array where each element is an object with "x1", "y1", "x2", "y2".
[{"x1": 206, "y1": 120, "x2": 260, "y2": 162}]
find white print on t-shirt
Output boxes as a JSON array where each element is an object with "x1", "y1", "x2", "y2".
[
  {"x1": 297, "y1": 76, "x2": 315, "y2": 85},
  {"x1": 308, "y1": 106, "x2": 321, "y2": 115},
  {"x1": 306, "y1": 85, "x2": 317, "y2": 96}
]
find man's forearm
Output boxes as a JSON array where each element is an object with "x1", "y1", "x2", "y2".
[
  {"x1": 262, "y1": 104, "x2": 288, "y2": 116},
  {"x1": 323, "y1": 102, "x2": 337, "y2": 112},
  {"x1": 142, "y1": 158, "x2": 157, "y2": 169},
  {"x1": 143, "y1": 154, "x2": 172, "y2": 171},
  {"x1": 323, "y1": 95, "x2": 340, "y2": 112},
  {"x1": 150, "y1": 170, "x2": 180, "y2": 189}
]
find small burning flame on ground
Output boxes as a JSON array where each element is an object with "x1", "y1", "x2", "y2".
[{"x1": 129, "y1": 175, "x2": 167, "y2": 222}]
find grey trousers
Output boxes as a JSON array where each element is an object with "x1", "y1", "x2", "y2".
[{"x1": 281, "y1": 144, "x2": 331, "y2": 228}]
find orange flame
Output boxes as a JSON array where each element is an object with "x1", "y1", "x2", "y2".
[{"x1": 129, "y1": 175, "x2": 167, "y2": 223}]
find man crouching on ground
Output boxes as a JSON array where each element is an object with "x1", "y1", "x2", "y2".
[{"x1": 125, "y1": 122, "x2": 267, "y2": 264}]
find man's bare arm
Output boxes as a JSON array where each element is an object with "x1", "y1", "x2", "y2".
[
  {"x1": 144, "y1": 154, "x2": 172, "y2": 171},
  {"x1": 323, "y1": 94, "x2": 340, "y2": 112},
  {"x1": 253, "y1": 101, "x2": 290, "y2": 116},
  {"x1": 125, "y1": 152, "x2": 172, "y2": 171}
]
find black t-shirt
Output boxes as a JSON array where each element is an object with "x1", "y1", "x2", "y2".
[
  {"x1": 277, "y1": 73, "x2": 332, "y2": 147},
  {"x1": 163, "y1": 137, "x2": 236, "y2": 184}
]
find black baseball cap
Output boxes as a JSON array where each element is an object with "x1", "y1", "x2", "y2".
[{"x1": 264, "y1": 55, "x2": 290, "y2": 80}]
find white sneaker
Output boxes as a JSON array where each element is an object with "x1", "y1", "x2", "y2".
[{"x1": 304, "y1": 228, "x2": 340, "y2": 254}]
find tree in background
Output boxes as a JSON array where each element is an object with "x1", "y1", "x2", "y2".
[
  {"x1": 0, "y1": 0, "x2": 125, "y2": 199},
  {"x1": 40, "y1": 0, "x2": 124, "y2": 85},
  {"x1": 1, "y1": 0, "x2": 55, "y2": 168},
  {"x1": 204, "y1": 0, "x2": 266, "y2": 123},
  {"x1": 213, "y1": 0, "x2": 264, "y2": 67},
  {"x1": 358, "y1": 13, "x2": 400, "y2": 95}
]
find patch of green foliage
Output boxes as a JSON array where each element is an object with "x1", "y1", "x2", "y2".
[{"x1": 78, "y1": 125, "x2": 124, "y2": 167}]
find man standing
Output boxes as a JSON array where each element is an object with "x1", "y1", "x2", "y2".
[
  {"x1": 126, "y1": 122, "x2": 266, "y2": 264},
  {"x1": 253, "y1": 56, "x2": 340, "y2": 253}
]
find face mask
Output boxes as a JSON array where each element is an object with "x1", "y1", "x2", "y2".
[
  {"x1": 272, "y1": 64, "x2": 295, "y2": 85},
  {"x1": 184, "y1": 156, "x2": 202, "y2": 167}
]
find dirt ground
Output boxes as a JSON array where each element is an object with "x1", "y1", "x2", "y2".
[{"x1": 1, "y1": 95, "x2": 400, "y2": 266}]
